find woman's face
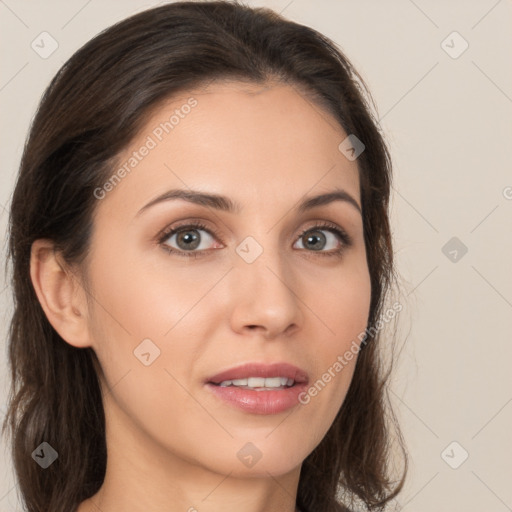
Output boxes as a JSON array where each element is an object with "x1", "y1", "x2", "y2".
[{"x1": 82, "y1": 81, "x2": 371, "y2": 478}]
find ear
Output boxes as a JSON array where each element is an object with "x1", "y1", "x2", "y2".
[{"x1": 30, "y1": 239, "x2": 92, "y2": 348}]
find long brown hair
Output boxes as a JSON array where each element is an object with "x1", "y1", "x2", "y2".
[{"x1": 2, "y1": 2, "x2": 407, "y2": 511}]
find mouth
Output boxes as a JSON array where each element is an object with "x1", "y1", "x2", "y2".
[
  {"x1": 210, "y1": 376, "x2": 296, "y2": 391},
  {"x1": 206, "y1": 361, "x2": 309, "y2": 388},
  {"x1": 204, "y1": 362, "x2": 309, "y2": 414}
]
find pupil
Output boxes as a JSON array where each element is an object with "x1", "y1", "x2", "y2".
[
  {"x1": 305, "y1": 230, "x2": 325, "y2": 251},
  {"x1": 178, "y1": 230, "x2": 200, "y2": 250}
]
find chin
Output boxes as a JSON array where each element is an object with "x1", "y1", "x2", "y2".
[
  {"x1": 223, "y1": 458, "x2": 303, "y2": 479},
  {"x1": 210, "y1": 441, "x2": 307, "y2": 478}
]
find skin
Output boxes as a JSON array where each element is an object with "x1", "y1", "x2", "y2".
[{"x1": 30, "y1": 81, "x2": 372, "y2": 512}]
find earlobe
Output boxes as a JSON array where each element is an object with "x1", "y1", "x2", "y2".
[{"x1": 30, "y1": 239, "x2": 92, "y2": 348}]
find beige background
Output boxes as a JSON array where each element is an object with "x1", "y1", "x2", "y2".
[{"x1": 1, "y1": 1, "x2": 511, "y2": 510}]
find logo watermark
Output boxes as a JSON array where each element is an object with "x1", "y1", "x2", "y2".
[
  {"x1": 298, "y1": 301, "x2": 402, "y2": 405},
  {"x1": 94, "y1": 97, "x2": 198, "y2": 200}
]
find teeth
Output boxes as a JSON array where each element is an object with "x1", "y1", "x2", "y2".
[{"x1": 218, "y1": 377, "x2": 294, "y2": 388}]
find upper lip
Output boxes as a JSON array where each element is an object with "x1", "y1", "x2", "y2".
[{"x1": 206, "y1": 362, "x2": 309, "y2": 385}]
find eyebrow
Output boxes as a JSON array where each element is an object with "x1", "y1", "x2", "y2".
[{"x1": 135, "y1": 187, "x2": 361, "y2": 218}]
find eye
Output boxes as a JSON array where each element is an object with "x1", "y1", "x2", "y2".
[
  {"x1": 293, "y1": 222, "x2": 352, "y2": 257},
  {"x1": 158, "y1": 221, "x2": 220, "y2": 258},
  {"x1": 157, "y1": 220, "x2": 352, "y2": 258}
]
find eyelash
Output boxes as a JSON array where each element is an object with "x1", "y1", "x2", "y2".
[{"x1": 156, "y1": 220, "x2": 353, "y2": 259}]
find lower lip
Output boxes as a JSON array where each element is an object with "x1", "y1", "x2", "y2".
[{"x1": 205, "y1": 382, "x2": 309, "y2": 415}]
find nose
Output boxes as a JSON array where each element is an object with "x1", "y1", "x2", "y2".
[{"x1": 228, "y1": 242, "x2": 304, "y2": 339}]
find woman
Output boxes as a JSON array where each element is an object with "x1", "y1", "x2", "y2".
[{"x1": 2, "y1": 1, "x2": 407, "y2": 511}]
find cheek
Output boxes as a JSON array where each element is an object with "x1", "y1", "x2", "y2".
[
  {"x1": 311, "y1": 258, "x2": 372, "y2": 345},
  {"x1": 299, "y1": 259, "x2": 371, "y2": 430},
  {"x1": 83, "y1": 240, "x2": 220, "y2": 401},
  {"x1": 86, "y1": 239, "x2": 208, "y2": 340}
]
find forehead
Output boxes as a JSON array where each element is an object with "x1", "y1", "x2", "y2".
[{"x1": 98, "y1": 80, "x2": 361, "y2": 218}]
